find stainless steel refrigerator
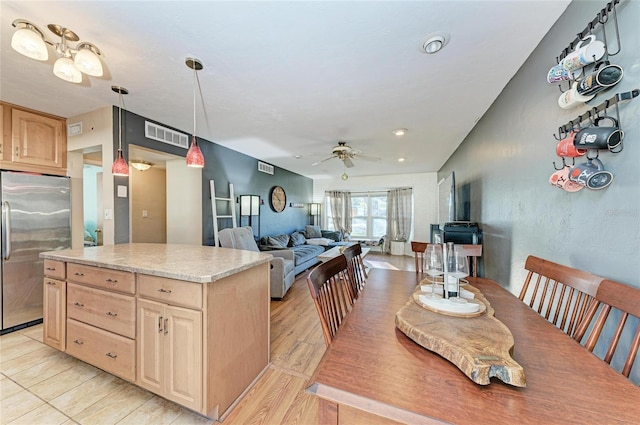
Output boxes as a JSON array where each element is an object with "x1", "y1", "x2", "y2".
[{"x1": 1, "y1": 171, "x2": 71, "y2": 333}]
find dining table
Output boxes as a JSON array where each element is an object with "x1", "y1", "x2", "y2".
[{"x1": 306, "y1": 268, "x2": 640, "y2": 425}]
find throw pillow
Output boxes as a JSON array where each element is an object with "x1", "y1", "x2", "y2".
[
  {"x1": 321, "y1": 230, "x2": 342, "y2": 242},
  {"x1": 289, "y1": 231, "x2": 307, "y2": 246},
  {"x1": 266, "y1": 234, "x2": 290, "y2": 249},
  {"x1": 305, "y1": 225, "x2": 322, "y2": 239}
]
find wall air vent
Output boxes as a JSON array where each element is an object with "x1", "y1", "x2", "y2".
[
  {"x1": 145, "y1": 121, "x2": 189, "y2": 149},
  {"x1": 258, "y1": 161, "x2": 274, "y2": 175}
]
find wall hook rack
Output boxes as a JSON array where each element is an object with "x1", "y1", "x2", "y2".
[
  {"x1": 555, "y1": 0, "x2": 621, "y2": 65},
  {"x1": 553, "y1": 89, "x2": 638, "y2": 139}
]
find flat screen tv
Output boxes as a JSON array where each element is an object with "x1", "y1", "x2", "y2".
[{"x1": 437, "y1": 171, "x2": 455, "y2": 224}]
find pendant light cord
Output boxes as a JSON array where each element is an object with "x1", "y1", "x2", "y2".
[
  {"x1": 193, "y1": 66, "x2": 197, "y2": 137},
  {"x1": 118, "y1": 92, "x2": 123, "y2": 150}
]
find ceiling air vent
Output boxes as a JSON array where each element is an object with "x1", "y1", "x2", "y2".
[
  {"x1": 145, "y1": 121, "x2": 189, "y2": 149},
  {"x1": 258, "y1": 161, "x2": 274, "y2": 175}
]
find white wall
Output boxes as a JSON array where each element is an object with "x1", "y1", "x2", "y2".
[
  {"x1": 166, "y1": 159, "x2": 202, "y2": 245},
  {"x1": 313, "y1": 172, "x2": 438, "y2": 255},
  {"x1": 66, "y1": 106, "x2": 115, "y2": 245}
]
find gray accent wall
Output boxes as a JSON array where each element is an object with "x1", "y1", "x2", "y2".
[
  {"x1": 440, "y1": 0, "x2": 639, "y2": 292},
  {"x1": 112, "y1": 108, "x2": 313, "y2": 245}
]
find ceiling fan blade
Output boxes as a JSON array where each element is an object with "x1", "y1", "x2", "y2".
[
  {"x1": 343, "y1": 157, "x2": 355, "y2": 168},
  {"x1": 312, "y1": 155, "x2": 337, "y2": 166}
]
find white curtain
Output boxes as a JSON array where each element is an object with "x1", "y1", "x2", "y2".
[
  {"x1": 385, "y1": 188, "x2": 413, "y2": 253},
  {"x1": 328, "y1": 191, "x2": 352, "y2": 236}
]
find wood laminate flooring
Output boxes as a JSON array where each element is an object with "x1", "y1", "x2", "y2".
[{"x1": 0, "y1": 252, "x2": 415, "y2": 425}]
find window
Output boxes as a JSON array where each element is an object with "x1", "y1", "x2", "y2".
[{"x1": 325, "y1": 192, "x2": 387, "y2": 239}]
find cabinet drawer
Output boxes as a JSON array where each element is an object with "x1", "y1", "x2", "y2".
[
  {"x1": 44, "y1": 260, "x2": 65, "y2": 280},
  {"x1": 138, "y1": 274, "x2": 203, "y2": 310},
  {"x1": 68, "y1": 263, "x2": 135, "y2": 294},
  {"x1": 67, "y1": 283, "x2": 135, "y2": 339},
  {"x1": 66, "y1": 318, "x2": 135, "y2": 382}
]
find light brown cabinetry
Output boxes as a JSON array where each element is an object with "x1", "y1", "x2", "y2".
[
  {"x1": 1, "y1": 102, "x2": 67, "y2": 175},
  {"x1": 66, "y1": 264, "x2": 136, "y2": 382},
  {"x1": 137, "y1": 297, "x2": 203, "y2": 411},
  {"x1": 43, "y1": 277, "x2": 66, "y2": 350}
]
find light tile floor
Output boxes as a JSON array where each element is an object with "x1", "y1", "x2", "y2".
[{"x1": 0, "y1": 324, "x2": 213, "y2": 425}]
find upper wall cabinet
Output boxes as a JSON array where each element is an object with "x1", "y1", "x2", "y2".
[{"x1": 1, "y1": 102, "x2": 67, "y2": 176}]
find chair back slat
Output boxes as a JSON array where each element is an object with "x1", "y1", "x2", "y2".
[
  {"x1": 576, "y1": 279, "x2": 640, "y2": 378},
  {"x1": 519, "y1": 256, "x2": 604, "y2": 338},
  {"x1": 411, "y1": 241, "x2": 429, "y2": 273},
  {"x1": 342, "y1": 243, "x2": 367, "y2": 298},
  {"x1": 307, "y1": 255, "x2": 353, "y2": 346}
]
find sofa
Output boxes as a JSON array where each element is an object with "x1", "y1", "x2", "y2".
[{"x1": 260, "y1": 230, "x2": 325, "y2": 275}]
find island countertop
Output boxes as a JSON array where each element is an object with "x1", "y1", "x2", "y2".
[{"x1": 40, "y1": 243, "x2": 272, "y2": 283}]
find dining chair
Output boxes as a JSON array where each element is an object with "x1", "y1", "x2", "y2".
[
  {"x1": 307, "y1": 254, "x2": 355, "y2": 346},
  {"x1": 518, "y1": 255, "x2": 604, "y2": 338},
  {"x1": 342, "y1": 243, "x2": 367, "y2": 297},
  {"x1": 411, "y1": 241, "x2": 429, "y2": 273},
  {"x1": 573, "y1": 279, "x2": 640, "y2": 378},
  {"x1": 455, "y1": 244, "x2": 482, "y2": 277}
]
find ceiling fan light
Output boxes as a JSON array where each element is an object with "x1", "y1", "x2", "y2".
[
  {"x1": 186, "y1": 136, "x2": 205, "y2": 168},
  {"x1": 74, "y1": 44, "x2": 103, "y2": 76},
  {"x1": 112, "y1": 149, "x2": 129, "y2": 176},
  {"x1": 11, "y1": 26, "x2": 48, "y2": 61},
  {"x1": 53, "y1": 57, "x2": 82, "y2": 83}
]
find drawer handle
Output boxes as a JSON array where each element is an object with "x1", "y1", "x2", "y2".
[
  {"x1": 106, "y1": 311, "x2": 118, "y2": 317},
  {"x1": 164, "y1": 318, "x2": 168, "y2": 335},
  {"x1": 45, "y1": 267, "x2": 56, "y2": 271},
  {"x1": 46, "y1": 281, "x2": 56, "y2": 285},
  {"x1": 74, "y1": 272, "x2": 85, "y2": 276},
  {"x1": 158, "y1": 288, "x2": 172, "y2": 294},
  {"x1": 74, "y1": 302, "x2": 85, "y2": 307},
  {"x1": 74, "y1": 339, "x2": 84, "y2": 345},
  {"x1": 158, "y1": 316, "x2": 163, "y2": 333},
  {"x1": 105, "y1": 278, "x2": 118, "y2": 284},
  {"x1": 105, "y1": 352, "x2": 118, "y2": 359}
]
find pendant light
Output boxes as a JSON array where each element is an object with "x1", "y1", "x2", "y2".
[
  {"x1": 186, "y1": 57, "x2": 205, "y2": 168},
  {"x1": 111, "y1": 86, "x2": 129, "y2": 176}
]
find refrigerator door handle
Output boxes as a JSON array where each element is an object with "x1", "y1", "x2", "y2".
[{"x1": 2, "y1": 201, "x2": 11, "y2": 260}]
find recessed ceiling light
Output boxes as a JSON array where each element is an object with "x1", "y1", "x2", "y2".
[
  {"x1": 393, "y1": 128, "x2": 408, "y2": 136},
  {"x1": 418, "y1": 32, "x2": 450, "y2": 55},
  {"x1": 398, "y1": 158, "x2": 405, "y2": 162},
  {"x1": 294, "y1": 154, "x2": 302, "y2": 159}
]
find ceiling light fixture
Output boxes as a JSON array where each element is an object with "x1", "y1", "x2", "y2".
[
  {"x1": 419, "y1": 32, "x2": 450, "y2": 55},
  {"x1": 393, "y1": 128, "x2": 408, "y2": 136},
  {"x1": 11, "y1": 19, "x2": 103, "y2": 83},
  {"x1": 130, "y1": 161, "x2": 153, "y2": 171},
  {"x1": 111, "y1": 86, "x2": 129, "y2": 177},
  {"x1": 186, "y1": 57, "x2": 205, "y2": 168}
]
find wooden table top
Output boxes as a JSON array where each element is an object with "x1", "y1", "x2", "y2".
[{"x1": 307, "y1": 268, "x2": 640, "y2": 425}]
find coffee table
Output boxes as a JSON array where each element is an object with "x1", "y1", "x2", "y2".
[{"x1": 318, "y1": 245, "x2": 370, "y2": 262}]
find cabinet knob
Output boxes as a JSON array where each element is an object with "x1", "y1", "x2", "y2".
[
  {"x1": 105, "y1": 352, "x2": 118, "y2": 359},
  {"x1": 106, "y1": 311, "x2": 118, "y2": 317}
]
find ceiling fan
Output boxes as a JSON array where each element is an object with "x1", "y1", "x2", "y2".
[{"x1": 311, "y1": 141, "x2": 380, "y2": 168}]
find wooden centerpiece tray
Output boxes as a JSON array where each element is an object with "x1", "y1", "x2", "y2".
[{"x1": 395, "y1": 284, "x2": 526, "y2": 387}]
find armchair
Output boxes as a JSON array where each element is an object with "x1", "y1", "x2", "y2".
[{"x1": 218, "y1": 226, "x2": 295, "y2": 299}]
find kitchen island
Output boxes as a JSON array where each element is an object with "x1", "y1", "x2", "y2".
[{"x1": 40, "y1": 243, "x2": 272, "y2": 421}]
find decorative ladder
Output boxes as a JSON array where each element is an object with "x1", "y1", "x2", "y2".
[{"x1": 210, "y1": 180, "x2": 236, "y2": 246}]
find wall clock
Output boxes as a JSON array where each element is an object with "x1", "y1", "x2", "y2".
[{"x1": 270, "y1": 186, "x2": 286, "y2": 213}]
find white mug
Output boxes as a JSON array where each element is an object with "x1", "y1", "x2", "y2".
[
  {"x1": 558, "y1": 82, "x2": 595, "y2": 109},
  {"x1": 562, "y1": 35, "x2": 606, "y2": 73}
]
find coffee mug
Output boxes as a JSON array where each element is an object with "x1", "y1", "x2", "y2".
[
  {"x1": 576, "y1": 63, "x2": 624, "y2": 96},
  {"x1": 547, "y1": 64, "x2": 572, "y2": 84},
  {"x1": 549, "y1": 166, "x2": 583, "y2": 192},
  {"x1": 556, "y1": 131, "x2": 586, "y2": 157},
  {"x1": 562, "y1": 35, "x2": 606, "y2": 72},
  {"x1": 558, "y1": 82, "x2": 595, "y2": 109},
  {"x1": 574, "y1": 116, "x2": 624, "y2": 152},
  {"x1": 569, "y1": 158, "x2": 614, "y2": 190}
]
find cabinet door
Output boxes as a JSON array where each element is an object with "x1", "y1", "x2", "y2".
[
  {"x1": 43, "y1": 278, "x2": 66, "y2": 350},
  {"x1": 137, "y1": 298, "x2": 164, "y2": 394},
  {"x1": 165, "y1": 305, "x2": 203, "y2": 411},
  {"x1": 11, "y1": 108, "x2": 65, "y2": 169}
]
